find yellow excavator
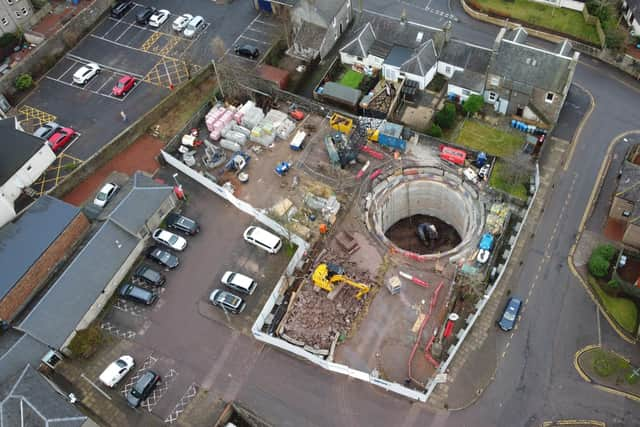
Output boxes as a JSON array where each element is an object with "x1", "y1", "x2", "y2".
[{"x1": 312, "y1": 263, "x2": 370, "y2": 300}]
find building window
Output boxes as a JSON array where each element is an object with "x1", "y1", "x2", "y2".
[
  {"x1": 1, "y1": 17, "x2": 8, "y2": 26},
  {"x1": 26, "y1": 165, "x2": 32, "y2": 171},
  {"x1": 489, "y1": 76, "x2": 499, "y2": 86},
  {"x1": 462, "y1": 89, "x2": 471, "y2": 96},
  {"x1": 332, "y1": 17, "x2": 336, "y2": 27},
  {"x1": 356, "y1": 56, "x2": 362, "y2": 61},
  {"x1": 21, "y1": 7, "x2": 27, "y2": 16},
  {"x1": 545, "y1": 92, "x2": 555, "y2": 103},
  {"x1": 445, "y1": 66, "x2": 452, "y2": 74},
  {"x1": 14, "y1": 10, "x2": 20, "y2": 18},
  {"x1": 6, "y1": 0, "x2": 14, "y2": 5},
  {"x1": 488, "y1": 92, "x2": 497, "y2": 101}
]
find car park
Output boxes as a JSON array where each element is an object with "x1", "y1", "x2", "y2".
[
  {"x1": 234, "y1": 44, "x2": 259, "y2": 59},
  {"x1": 146, "y1": 246, "x2": 179, "y2": 269},
  {"x1": 498, "y1": 297, "x2": 522, "y2": 331},
  {"x1": 126, "y1": 370, "x2": 161, "y2": 408},
  {"x1": 183, "y1": 15, "x2": 205, "y2": 38},
  {"x1": 149, "y1": 9, "x2": 170, "y2": 28},
  {"x1": 118, "y1": 283, "x2": 158, "y2": 305},
  {"x1": 221, "y1": 271, "x2": 257, "y2": 295},
  {"x1": 152, "y1": 228, "x2": 187, "y2": 251},
  {"x1": 111, "y1": 75, "x2": 136, "y2": 97},
  {"x1": 47, "y1": 127, "x2": 76, "y2": 153},
  {"x1": 243, "y1": 226, "x2": 282, "y2": 254},
  {"x1": 99, "y1": 355, "x2": 135, "y2": 388},
  {"x1": 73, "y1": 62, "x2": 100, "y2": 85},
  {"x1": 110, "y1": 0, "x2": 133, "y2": 18},
  {"x1": 209, "y1": 289, "x2": 246, "y2": 314},
  {"x1": 133, "y1": 265, "x2": 166, "y2": 287},
  {"x1": 165, "y1": 213, "x2": 199, "y2": 235},
  {"x1": 172, "y1": 13, "x2": 192, "y2": 32},
  {"x1": 33, "y1": 121, "x2": 60, "y2": 139},
  {"x1": 136, "y1": 6, "x2": 156, "y2": 25},
  {"x1": 93, "y1": 182, "x2": 119, "y2": 208}
]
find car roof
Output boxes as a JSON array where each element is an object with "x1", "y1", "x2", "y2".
[
  {"x1": 507, "y1": 297, "x2": 522, "y2": 308},
  {"x1": 228, "y1": 272, "x2": 252, "y2": 287},
  {"x1": 100, "y1": 182, "x2": 116, "y2": 191},
  {"x1": 247, "y1": 226, "x2": 280, "y2": 245}
]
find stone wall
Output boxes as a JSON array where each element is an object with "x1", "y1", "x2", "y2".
[{"x1": 0, "y1": 212, "x2": 90, "y2": 322}]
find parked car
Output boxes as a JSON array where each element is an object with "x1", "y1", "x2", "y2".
[
  {"x1": 118, "y1": 283, "x2": 158, "y2": 305},
  {"x1": 99, "y1": 355, "x2": 134, "y2": 388},
  {"x1": 73, "y1": 62, "x2": 100, "y2": 85},
  {"x1": 33, "y1": 121, "x2": 60, "y2": 139},
  {"x1": 234, "y1": 44, "x2": 259, "y2": 59},
  {"x1": 149, "y1": 9, "x2": 170, "y2": 28},
  {"x1": 478, "y1": 164, "x2": 491, "y2": 181},
  {"x1": 172, "y1": 13, "x2": 192, "y2": 32},
  {"x1": 243, "y1": 226, "x2": 282, "y2": 254},
  {"x1": 498, "y1": 297, "x2": 522, "y2": 331},
  {"x1": 136, "y1": 6, "x2": 156, "y2": 25},
  {"x1": 47, "y1": 127, "x2": 76, "y2": 153},
  {"x1": 133, "y1": 265, "x2": 166, "y2": 287},
  {"x1": 183, "y1": 15, "x2": 204, "y2": 38},
  {"x1": 146, "y1": 246, "x2": 179, "y2": 269},
  {"x1": 110, "y1": 0, "x2": 133, "y2": 18},
  {"x1": 209, "y1": 289, "x2": 246, "y2": 314},
  {"x1": 126, "y1": 370, "x2": 160, "y2": 408},
  {"x1": 152, "y1": 228, "x2": 187, "y2": 251},
  {"x1": 165, "y1": 213, "x2": 199, "y2": 235},
  {"x1": 112, "y1": 75, "x2": 136, "y2": 97},
  {"x1": 93, "y1": 182, "x2": 119, "y2": 208},
  {"x1": 221, "y1": 271, "x2": 257, "y2": 295}
]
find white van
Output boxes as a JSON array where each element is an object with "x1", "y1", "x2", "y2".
[{"x1": 243, "y1": 226, "x2": 282, "y2": 254}]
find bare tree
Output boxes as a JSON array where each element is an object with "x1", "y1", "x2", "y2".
[{"x1": 501, "y1": 153, "x2": 533, "y2": 185}]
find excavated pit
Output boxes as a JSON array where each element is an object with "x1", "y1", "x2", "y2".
[{"x1": 366, "y1": 168, "x2": 484, "y2": 262}]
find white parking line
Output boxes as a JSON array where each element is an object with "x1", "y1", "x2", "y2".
[
  {"x1": 58, "y1": 62, "x2": 77, "y2": 80},
  {"x1": 255, "y1": 19, "x2": 277, "y2": 27},
  {"x1": 237, "y1": 35, "x2": 271, "y2": 46},
  {"x1": 45, "y1": 76, "x2": 126, "y2": 102},
  {"x1": 60, "y1": 132, "x2": 82, "y2": 155},
  {"x1": 66, "y1": 53, "x2": 145, "y2": 79},
  {"x1": 115, "y1": 21, "x2": 138, "y2": 43}
]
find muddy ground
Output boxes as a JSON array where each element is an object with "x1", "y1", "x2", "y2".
[{"x1": 385, "y1": 214, "x2": 461, "y2": 254}]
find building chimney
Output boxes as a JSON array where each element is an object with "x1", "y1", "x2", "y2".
[
  {"x1": 400, "y1": 8, "x2": 407, "y2": 25},
  {"x1": 443, "y1": 20, "x2": 452, "y2": 43},
  {"x1": 493, "y1": 27, "x2": 506, "y2": 51}
]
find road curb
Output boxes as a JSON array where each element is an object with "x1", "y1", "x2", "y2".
[{"x1": 563, "y1": 83, "x2": 594, "y2": 172}]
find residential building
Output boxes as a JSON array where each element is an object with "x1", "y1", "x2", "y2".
[
  {"x1": 437, "y1": 38, "x2": 492, "y2": 102},
  {"x1": 484, "y1": 27, "x2": 579, "y2": 127},
  {"x1": 0, "y1": 196, "x2": 89, "y2": 323},
  {"x1": 0, "y1": 117, "x2": 56, "y2": 228},
  {"x1": 0, "y1": 0, "x2": 34, "y2": 36},
  {"x1": 622, "y1": 0, "x2": 640, "y2": 35},
  {"x1": 609, "y1": 148, "x2": 640, "y2": 248},
  {"x1": 288, "y1": 0, "x2": 352, "y2": 61}
]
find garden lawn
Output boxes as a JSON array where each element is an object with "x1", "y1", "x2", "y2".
[
  {"x1": 489, "y1": 160, "x2": 528, "y2": 201},
  {"x1": 589, "y1": 276, "x2": 639, "y2": 334},
  {"x1": 339, "y1": 70, "x2": 364, "y2": 89},
  {"x1": 472, "y1": 0, "x2": 600, "y2": 45},
  {"x1": 455, "y1": 120, "x2": 524, "y2": 158}
]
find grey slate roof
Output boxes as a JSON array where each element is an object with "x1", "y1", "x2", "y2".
[
  {"x1": 385, "y1": 46, "x2": 413, "y2": 67},
  {"x1": 627, "y1": 0, "x2": 640, "y2": 17},
  {"x1": 0, "y1": 331, "x2": 49, "y2": 386},
  {"x1": 307, "y1": 0, "x2": 346, "y2": 23},
  {"x1": 1, "y1": 364, "x2": 87, "y2": 427},
  {"x1": 18, "y1": 220, "x2": 139, "y2": 348},
  {"x1": 340, "y1": 22, "x2": 376, "y2": 58},
  {"x1": 615, "y1": 160, "x2": 640, "y2": 224},
  {"x1": 503, "y1": 27, "x2": 528, "y2": 43},
  {"x1": 109, "y1": 171, "x2": 173, "y2": 237},
  {"x1": 0, "y1": 196, "x2": 81, "y2": 301},
  {"x1": 401, "y1": 40, "x2": 437, "y2": 77},
  {"x1": 439, "y1": 39, "x2": 492, "y2": 74},
  {"x1": 294, "y1": 21, "x2": 325, "y2": 51},
  {"x1": 556, "y1": 39, "x2": 573, "y2": 57},
  {"x1": 367, "y1": 15, "x2": 439, "y2": 49},
  {"x1": 489, "y1": 39, "x2": 573, "y2": 93},
  {"x1": 321, "y1": 82, "x2": 362, "y2": 105},
  {"x1": 449, "y1": 70, "x2": 486, "y2": 93},
  {"x1": 0, "y1": 117, "x2": 46, "y2": 185}
]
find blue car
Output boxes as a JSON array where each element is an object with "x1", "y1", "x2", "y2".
[{"x1": 498, "y1": 297, "x2": 522, "y2": 331}]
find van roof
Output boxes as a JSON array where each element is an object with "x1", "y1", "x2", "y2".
[{"x1": 248, "y1": 226, "x2": 281, "y2": 246}]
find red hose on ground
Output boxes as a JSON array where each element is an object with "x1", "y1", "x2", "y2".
[
  {"x1": 424, "y1": 334, "x2": 440, "y2": 368},
  {"x1": 407, "y1": 281, "x2": 444, "y2": 385}
]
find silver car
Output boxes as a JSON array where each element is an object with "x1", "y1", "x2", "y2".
[{"x1": 33, "y1": 121, "x2": 60, "y2": 139}]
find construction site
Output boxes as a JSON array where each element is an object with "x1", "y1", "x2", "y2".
[{"x1": 165, "y1": 99, "x2": 525, "y2": 396}]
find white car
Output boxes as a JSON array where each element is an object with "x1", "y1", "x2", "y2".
[
  {"x1": 93, "y1": 182, "x2": 119, "y2": 208},
  {"x1": 172, "y1": 13, "x2": 192, "y2": 32},
  {"x1": 73, "y1": 62, "x2": 101, "y2": 85},
  {"x1": 99, "y1": 355, "x2": 134, "y2": 388},
  {"x1": 463, "y1": 167, "x2": 479, "y2": 184},
  {"x1": 183, "y1": 15, "x2": 205, "y2": 38},
  {"x1": 152, "y1": 228, "x2": 187, "y2": 251},
  {"x1": 149, "y1": 9, "x2": 170, "y2": 28},
  {"x1": 221, "y1": 271, "x2": 257, "y2": 295}
]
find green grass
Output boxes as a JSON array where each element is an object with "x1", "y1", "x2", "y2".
[
  {"x1": 455, "y1": 120, "x2": 524, "y2": 158},
  {"x1": 589, "y1": 276, "x2": 639, "y2": 334},
  {"x1": 590, "y1": 348, "x2": 639, "y2": 387},
  {"x1": 489, "y1": 160, "x2": 528, "y2": 201},
  {"x1": 472, "y1": 0, "x2": 600, "y2": 45},
  {"x1": 339, "y1": 70, "x2": 364, "y2": 89}
]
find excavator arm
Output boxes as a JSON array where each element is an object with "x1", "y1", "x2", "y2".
[
  {"x1": 329, "y1": 275, "x2": 370, "y2": 300},
  {"x1": 312, "y1": 263, "x2": 370, "y2": 300}
]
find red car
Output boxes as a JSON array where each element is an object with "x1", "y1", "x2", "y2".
[
  {"x1": 112, "y1": 75, "x2": 136, "y2": 96},
  {"x1": 47, "y1": 127, "x2": 76, "y2": 153}
]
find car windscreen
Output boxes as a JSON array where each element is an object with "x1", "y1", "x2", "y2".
[
  {"x1": 97, "y1": 192, "x2": 107, "y2": 201},
  {"x1": 157, "y1": 251, "x2": 170, "y2": 262},
  {"x1": 503, "y1": 310, "x2": 516, "y2": 321},
  {"x1": 116, "y1": 359, "x2": 127, "y2": 368},
  {"x1": 168, "y1": 235, "x2": 178, "y2": 245}
]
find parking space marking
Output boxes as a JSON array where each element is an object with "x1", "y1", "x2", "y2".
[
  {"x1": 141, "y1": 368, "x2": 178, "y2": 412},
  {"x1": 16, "y1": 105, "x2": 57, "y2": 133},
  {"x1": 32, "y1": 153, "x2": 83, "y2": 195},
  {"x1": 114, "y1": 299, "x2": 147, "y2": 317},
  {"x1": 141, "y1": 31, "x2": 162, "y2": 52},
  {"x1": 100, "y1": 321, "x2": 137, "y2": 340},
  {"x1": 164, "y1": 382, "x2": 198, "y2": 424},
  {"x1": 143, "y1": 57, "x2": 194, "y2": 88},
  {"x1": 237, "y1": 35, "x2": 271, "y2": 46}
]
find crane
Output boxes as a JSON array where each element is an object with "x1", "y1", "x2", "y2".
[{"x1": 312, "y1": 263, "x2": 370, "y2": 300}]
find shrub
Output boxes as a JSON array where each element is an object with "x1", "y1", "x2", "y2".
[
  {"x1": 462, "y1": 94, "x2": 484, "y2": 116},
  {"x1": 427, "y1": 123, "x2": 443, "y2": 137},
  {"x1": 435, "y1": 102, "x2": 456, "y2": 129},
  {"x1": 67, "y1": 326, "x2": 103, "y2": 359},
  {"x1": 14, "y1": 73, "x2": 33, "y2": 91},
  {"x1": 606, "y1": 278, "x2": 620, "y2": 291},
  {"x1": 0, "y1": 32, "x2": 19, "y2": 48},
  {"x1": 593, "y1": 244, "x2": 617, "y2": 263},
  {"x1": 588, "y1": 254, "x2": 610, "y2": 278}
]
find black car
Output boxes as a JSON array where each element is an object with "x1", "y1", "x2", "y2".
[
  {"x1": 136, "y1": 6, "x2": 156, "y2": 25},
  {"x1": 118, "y1": 283, "x2": 158, "y2": 305},
  {"x1": 146, "y1": 246, "x2": 179, "y2": 269},
  {"x1": 165, "y1": 213, "x2": 199, "y2": 235},
  {"x1": 234, "y1": 44, "x2": 259, "y2": 59},
  {"x1": 126, "y1": 370, "x2": 161, "y2": 408},
  {"x1": 110, "y1": 0, "x2": 133, "y2": 19},
  {"x1": 133, "y1": 265, "x2": 166, "y2": 287}
]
